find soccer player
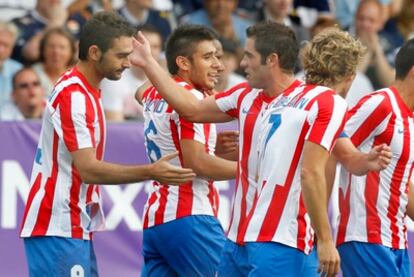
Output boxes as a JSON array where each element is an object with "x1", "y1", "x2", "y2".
[
  {"x1": 137, "y1": 25, "x2": 237, "y2": 276},
  {"x1": 336, "y1": 38, "x2": 414, "y2": 277},
  {"x1": 130, "y1": 22, "x2": 391, "y2": 276},
  {"x1": 20, "y1": 12, "x2": 195, "y2": 277}
]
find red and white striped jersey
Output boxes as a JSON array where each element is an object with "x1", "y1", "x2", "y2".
[
  {"x1": 21, "y1": 67, "x2": 106, "y2": 240},
  {"x1": 214, "y1": 80, "x2": 302, "y2": 243},
  {"x1": 142, "y1": 77, "x2": 219, "y2": 229},
  {"x1": 246, "y1": 83, "x2": 347, "y2": 254},
  {"x1": 337, "y1": 87, "x2": 414, "y2": 249}
]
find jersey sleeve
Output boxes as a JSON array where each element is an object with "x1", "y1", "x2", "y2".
[
  {"x1": 179, "y1": 88, "x2": 210, "y2": 144},
  {"x1": 214, "y1": 82, "x2": 250, "y2": 118},
  {"x1": 51, "y1": 91, "x2": 97, "y2": 152},
  {"x1": 345, "y1": 93, "x2": 391, "y2": 147},
  {"x1": 305, "y1": 93, "x2": 348, "y2": 152}
]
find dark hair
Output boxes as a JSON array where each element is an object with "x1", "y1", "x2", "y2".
[
  {"x1": 78, "y1": 11, "x2": 135, "y2": 61},
  {"x1": 12, "y1": 67, "x2": 37, "y2": 90},
  {"x1": 395, "y1": 38, "x2": 414, "y2": 80},
  {"x1": 39, "y1": 27, "x2": 77, "y2": 66},
  {"x1": 246, "y1": 21, "x2": 298, "y2": 72},
  {"x1": 165, "y1": 24, "x2": 218, "y2": 74}
]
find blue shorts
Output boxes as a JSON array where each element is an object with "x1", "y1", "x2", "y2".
[
  {"x1": 24, "y1": 236, "x2": 98, "y2": 277},
  {"x1": 302, "y1": 248, "x2": 319, "y2": 277},
  {"x1": 338, "y1": 241, "x2": 411, "y2": 277},
  {"x1": 142, "y1": 215, "x2": 226, "y2": 277},
  {"x1": 245, "y1": 241, "x2": 308, "y2": 276},
  {"x1": 217, "y1": 239, "x2": 249, "y2": 277}
]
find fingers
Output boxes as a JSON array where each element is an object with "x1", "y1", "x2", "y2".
[{"x1": 159, "y1": 151, "x2": 179, "y2": 162}]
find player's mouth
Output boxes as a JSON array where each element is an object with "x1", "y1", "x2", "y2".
[{"x1": 208, "y1": 73, "x2": 219, "y2": 84}]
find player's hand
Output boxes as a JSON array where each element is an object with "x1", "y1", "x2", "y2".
[
  {"x1": 215, "y1": 131, "x2": 239, "y2": 155},
  {"x1": 130, "y1": 31, "x2": 154, "y2": 68},
  {"x1": 150, "y1": 152, "x2": 196, "y2": 184},
  {"x1": 366, "y1": 143, "x2": 392, "y2": 171},
  {"x1": 317, "y1": 239, "x2": 340, "y2": 277}
]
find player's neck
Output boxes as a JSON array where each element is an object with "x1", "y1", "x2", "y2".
[
  {"x1": 394, "y1": 80, "x2": 414, "y2": 111},
  {"x1": 77, "y1": 62, "x2": 102, "y2": 90},
  {"x1": 263, "y1": 73, "x2": 295, "y2": 98}
]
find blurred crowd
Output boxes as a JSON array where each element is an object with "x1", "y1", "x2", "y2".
[{"x1": 0, "y1": 0, "x2": 412, "y2": 122}]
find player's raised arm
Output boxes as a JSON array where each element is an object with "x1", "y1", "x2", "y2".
[{"x1": 130, "y1": 32, "x2": 232, "y2": 123}]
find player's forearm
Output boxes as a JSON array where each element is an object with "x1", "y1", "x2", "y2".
[
  {"x1": 76, "y1": 160, "x2": 153, "y2": 184},
  {"x1": 142, "y1": 57, "x2": 201, "y2": 119},
  {"x1": 325, "y1": 155, "x2": 338, "y2": 208},
  {"x1": 334, "y1": 138, "x2": 368, "y2": 176},
  {"x1": 187, "y1": 154, "x2": 237, "y2": 180},
  {"x1": 301, "y1": 168, "x2": 334, "y2": 242}
]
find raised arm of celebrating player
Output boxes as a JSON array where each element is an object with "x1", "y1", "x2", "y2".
[{"x1": 131, "y1": 32, "x2": 232, "y2": 123}]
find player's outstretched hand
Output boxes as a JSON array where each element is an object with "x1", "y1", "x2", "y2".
[
  {"x1": 367, "y1": 143, "x2": 392, "y2": 171},
  {"x1": 317, "y1": 239, "x2": 340, "y2": 277},
  {"x1": 150, "y1": 152, "x2": 196, "y2": 184},
  {"x1": 215, "y1": 131, "x2": 239, "y2": 155},
  {"x1": 130, "y1": 31, "x2": 153, "y2": 68}
]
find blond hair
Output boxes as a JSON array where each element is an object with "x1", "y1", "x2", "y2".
[
  {"x1": 301, "y1": 28, "x2": 366, "y2": 87},
  {"x1": 0, "y1": 21, "x2": 19, "y2": 42}
]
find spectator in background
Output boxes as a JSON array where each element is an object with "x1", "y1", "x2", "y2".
[
  {"x1": 181, "y1": 0, "x2": 252, "y2": 55},
  {"x1": 334, "y1": 0, "x2": 401, "y2": 29},
  {"x1": 101, "y1": 25, "x2": 164, "y2": 121},
  {"x1": 11, "y1": 0, "x2": 86, "y2": 64},
  {"x1": 32, "y1": 27, "x2": 77, "y2": 97},
  {"x1": 256, "y1": 0, "x2": 309, "y2": 46},
  {"x1": 397, "y1": 0, "x2": 414, "y2": 40},
  {"x1": 117, "y1": 0, "x2": 173, "y2": 42},
  {"x1": 214, "y1": 38, "x2": 246, "y2": 92},
  {"x1": 353, "y1": 0, "x2": 399, "y2": 89},
  {"x1": 294, "y1": 0, "x2": 332, "y2": 28},
  {"x1": 67, "y1": 0, "x2": 113, "y2": 20},
  {"x1": 0, "y1": 21, "x2": 22, "y2": 108},
  {"x1": 0, "y1": 67, "x2": 45, "y2": 121}
]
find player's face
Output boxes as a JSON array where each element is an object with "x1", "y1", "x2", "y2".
[
  {"x1": 98, "y1": 36, "x2": 133, "y2": 81},
  {"x1": 240, "y1": 37, "x2": 269, "y2": 89},
  {"x1": 187, "y1": 40, "x2": 221, "y2": 90}
]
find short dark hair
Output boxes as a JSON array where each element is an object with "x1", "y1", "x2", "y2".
[
  {"x1": 395, "y1": 38, "x2": 414, "y2": 80},
  {"x1": 40, "y1": 27, "x2": 77, "y2": 66},
  {"x1": 78, "y1": 11, "x2": 135, "y2": 61},
  {"x1": 12, "y1": 67, "x2": 37, "y2": 90},
  {"x1": 165, "y1": 24, "x2": 218, "y2": 74},
  {"x1": 246, "y1": 21, "x2": 298, "y2": 72}
]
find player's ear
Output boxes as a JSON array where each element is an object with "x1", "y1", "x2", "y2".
[
  {"x1": 88, "y1": 45, "x2": 102, "y2": 62},
  {"x1": 266, "y1": 53, "x2": 279, "y2": 67},
  {"x1": 176, "y1": 56, "x2": 191, "y2": 72}
]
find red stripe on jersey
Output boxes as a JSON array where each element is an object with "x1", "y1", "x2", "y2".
[
  {"x1": 31, "y1": 132, "x2": 59, "y2": 236},
  {"x1": 306, "y1": 92, "x2": 335, "y2": 145},
  {"x1": 95, "y1": 94, "x2": 105, "y2": 160},
  {"x1": 365, "y1": 171, "x2": 382, "y2": 244},
  {"x1": 349, "y1": 96, "x2": 390, "y2": 147},
  {"x1": 336, "y1": 175, "x2": 352, "y2": 245},
  {"x1": 296, "y1": 195, "x2": 307, "y2": 250},
  {"x1": 236, "y1": 94, "x2": 264, "y2": 243},
  {"x1": 215, "y1": 83, "x2": 251, "y2": 118},
  {"x1": 170, "y1": 120, "x2": 183, "y2": 165},
  {"x1": 84, "y1": 93, "x2": 96, "y2": 148},
  {"x1": 176, "y1": 118, "x2": 196, "y2": 218},
  {"x1": 70, "y1": 165, "x2": 83, "y2": 238},
  {"x1": 256, "y1": 124, "x2": 309, "y2": 242},
  {"x1": 20, "y1": 173, "x2": 42, "y2": 233},
  {"x1": 154, "y1": 186, "x2": 169, "y2": 225},
  {"x1": 387, "y1": 116, "x2": 410, "y2": 248},
  {"x1": 203, "y1": 123, "x2": 217, "y2": 216},
  {"x1": 238, "y1": 182, "x2": 262, "y2": 243},
  {"x1": 143, "y1": 182, "x2": 159, "y2": 229}
]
